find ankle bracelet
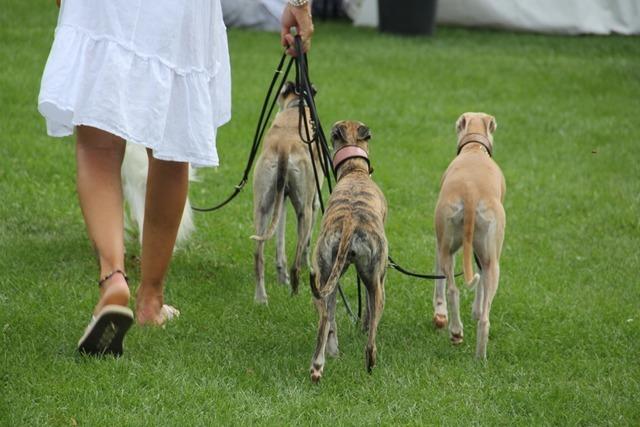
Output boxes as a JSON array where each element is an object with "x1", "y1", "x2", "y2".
[{"x1": 98, "y1": 269, "x2": 129, "y2": 287}]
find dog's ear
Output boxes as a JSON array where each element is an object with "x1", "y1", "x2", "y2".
[
  {"x1": 487, "y1": 115, "x2": 497, "y2": 134},
  {"x1": 456, "y1": 114, "x2": 467, "y2": 134},
  {"x1": 331, "y1": 123, "x2": 348, "y2": 142},
  {"x1": 357, "y1": 124, "x2": 372, "y2": 141}
]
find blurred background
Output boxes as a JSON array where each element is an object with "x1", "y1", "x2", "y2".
[{"x1": 222, "y1": 0, "x2": 640, "y2": 35}]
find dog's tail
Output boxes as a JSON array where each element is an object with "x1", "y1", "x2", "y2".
[
  {"x1": 250, "y1": 149, "x2": 288, "y2": 242},
  {"x1": 314, "y1": 221, "x2": 355, "y2": 300},
  {"x1": 462, "y1": 200, "x2": 480, "y2": 289}
]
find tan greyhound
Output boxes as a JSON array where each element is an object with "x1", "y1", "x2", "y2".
[
  {"x1": 433, "y1": 112, "x2": 506, "y2": 359},
  {"x1": 309, "y1": 120, "x2": 388, "y2": 382},
  {"x1": 251, "y1": 81, "x2": 322, "y2": 304}
]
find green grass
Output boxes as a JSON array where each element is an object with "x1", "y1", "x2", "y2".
[{"x1": 2, "y1": 2, "x2": 640, "y2": 425}]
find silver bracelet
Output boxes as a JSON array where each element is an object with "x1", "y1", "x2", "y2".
[{"x1": 288, "y1": 0, "x2": 309, "y2": 6}]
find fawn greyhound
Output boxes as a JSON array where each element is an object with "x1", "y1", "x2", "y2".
[
  {"x1": 433, "y1": 112, "x2": 506, "y2": 359},
  {"x1": 251, "y1": 81, "x2": 322, "y2": 304},
  {"x1": 309, "y1": 120, "x2": 388, "y2": 382}
]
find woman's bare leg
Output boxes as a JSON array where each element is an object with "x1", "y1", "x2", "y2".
[
  {"x1": 76, "y1": 126, "x2": 130, "y2": 314},
  {"x1": 135, "y1": 151, "x2": 189, "y2": 325}
]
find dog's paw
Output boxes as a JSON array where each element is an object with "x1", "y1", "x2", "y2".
[
  {"x1": 254, "y1": 292, "x2": 268, "y2": 305},
  {"x1": 433, "y1": 313, "x2": 448, "y2": 329},
  {"x1": 277, "y1": 268, "x2": 290, "y2": 286},
  {"x1": 365, "y1": 345, "x2": 377, "y2": 373},
  {"x1": 450, "y1": 332, "x2": 464, "y2": 345},
  {"x1": 310, "y1": 364, "x2": 323, "y2": 383}
]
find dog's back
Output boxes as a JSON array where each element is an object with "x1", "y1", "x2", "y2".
[
  {"x1": 312, "y1": 120, "x2": 388, "y2": 299},
  {"x1": 314, "y1": 174, "x2": 387, "y2": 296},
  {"x1": 252, "y1": 84, "x2": 319, "y2": 242}
]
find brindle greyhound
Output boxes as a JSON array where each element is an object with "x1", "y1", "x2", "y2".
[
  {"x1": 251, "y1": 81, "x2": 322, "y2": 304},
  {"x1": 309, "y1": 120, "x2": 388, "y2": 382},
  {"x1": 433, "y1": 112, "x2": 506, "y2": 359}
]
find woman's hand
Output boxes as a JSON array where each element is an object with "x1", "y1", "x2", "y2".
[{"x1": 280, "y1": 2, "x2": 314, "y2": 56}]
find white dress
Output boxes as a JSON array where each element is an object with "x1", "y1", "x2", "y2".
[{"x1": 38, "y1": 0, "x2": 231, "y2": 167}]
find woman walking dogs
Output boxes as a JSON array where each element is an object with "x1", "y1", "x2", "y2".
[{"x1": 38, "y1": 0, "x2": 313, "y2": 356}]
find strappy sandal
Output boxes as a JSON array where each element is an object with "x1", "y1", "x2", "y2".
[{"x1": 77, "y1": 270, "x2": 134, "y2": 357}]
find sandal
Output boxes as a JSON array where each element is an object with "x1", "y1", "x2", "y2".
[{"x1": 77, "y1": 270, "x2": 134, "y2": 357}]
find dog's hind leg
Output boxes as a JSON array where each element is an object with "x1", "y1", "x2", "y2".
[
  {"x1": 254, "y1": 240, "x2": 268, "y2": 304},
  {"x1": 433, "y1": 241, "x2": 448, "y2": 329},
  {"x1": 310, "y1": 296, "x2": 330, "y2": 382},
  {"x1": 361, "y1": 290, "x2": 370, "y2": 333},
  {"x1": 253, "y1": 200, "x2": 271, "y2": 304},
  {"x1": 290, "y1": 201, "x2": 313, "y2": 295},
  {"x1": 326, "y1": 287, "x2": 339, "y2": 357},
  {"x1": 475, "y1": 210, "x2": 504, "y2": 359},
  {"x1": 364, "y1": 270, "x2": 385, "y2": 373},
  {"x1": 476, "y1": 260, "x2": 499, "y2": 359},
  {"x1": 472, "y1": 272, "x2": 485, "y2": 321},
  {"x1": 441, "y1": 249, "x2": 463, "y2": 344},
  {"x1": 304, "y1": 192, "x2": 321, "y2": 270},
  {"x1": 275, "y1": 206, "x2": 289, "y2": 286}
]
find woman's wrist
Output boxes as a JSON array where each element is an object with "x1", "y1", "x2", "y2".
[{"x1": 288, "y1": 0, "x2": 309, "y2": 7}]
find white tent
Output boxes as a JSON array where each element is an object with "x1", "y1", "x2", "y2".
[{"x1": 350, "y1": 0, "x2": 640, "y2": 35}]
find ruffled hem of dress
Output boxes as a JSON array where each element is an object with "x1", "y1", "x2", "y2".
[
  {"x1": 38, "y1": 24, "x2": 232, "y2": 168},
  {"x1": 38, "y1": 100, "x2": 222, "y2": 167}
]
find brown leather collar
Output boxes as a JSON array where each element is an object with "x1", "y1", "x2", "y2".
[
  {"x1": 332, "y1": 145, "x2": 372, "y2": 175},
  {"x1": 456, "y1": 133, "x2": 493, "y2": 157}
]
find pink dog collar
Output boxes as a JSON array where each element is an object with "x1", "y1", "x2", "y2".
[{"x1": 332, "y1": 145, "x2": 371, "y2": 174}]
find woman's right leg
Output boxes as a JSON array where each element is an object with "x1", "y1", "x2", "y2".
[{"x1": 76, "y1": 125, "x2": 130, "y2": 312}]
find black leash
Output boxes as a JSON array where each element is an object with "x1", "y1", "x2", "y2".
[
  {"x1": 192, "y1": 52, "x2": 294, "y2": 212},
  {"x1": 388, "y1": 257, "x2": 457, "y2": 280},
  {"x1": 291, "y1": 37, "x2": 361, "y2": 322}
]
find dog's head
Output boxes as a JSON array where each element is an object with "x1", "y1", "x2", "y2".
[
  {"x1": 455, "y1": 112, "x2": 497, "y2": 155},
  {"x1": 277, "y1": 81, "x2": 317, "y2": 111},
  {"x1": 331, "y1": 120, "x2": 371, "y2": 153},
  {"x1": 330, "y1": 120, "x2": 372, "y2": 175}
]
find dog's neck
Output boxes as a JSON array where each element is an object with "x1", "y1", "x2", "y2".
[
  {"x1": 457, "y1": 133, "x2": 493, "y2": 157},
  {"x1": 333, "y1": 145, "x2": 372, "y2": 180}
]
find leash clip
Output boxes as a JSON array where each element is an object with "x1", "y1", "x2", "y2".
[{"x1": 235, "y1": 179, "x2": 247, "y2": 190}]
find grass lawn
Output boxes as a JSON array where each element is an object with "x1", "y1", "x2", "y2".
[{"x1": 2, "y1": 2, "x2": 639, "y2": 425}]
